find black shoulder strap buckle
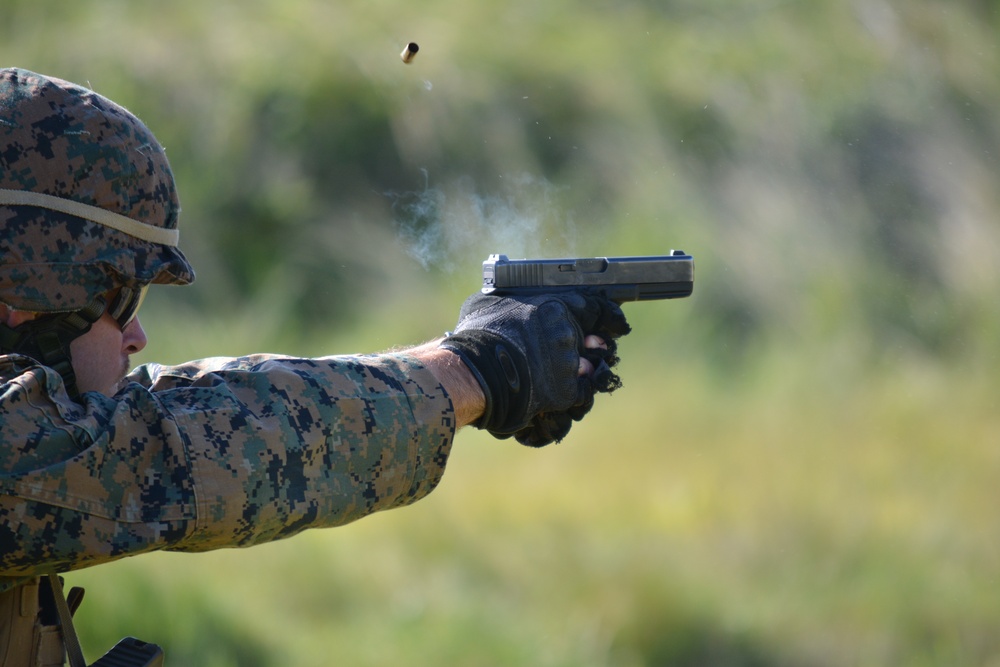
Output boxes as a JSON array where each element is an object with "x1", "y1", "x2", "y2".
[{"x1": 46, "y1": 574, "x2": 164, "y2": 667}]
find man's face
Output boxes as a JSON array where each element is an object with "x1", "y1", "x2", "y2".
[
  {"x1": 69, "y1": 312, "x2": 148, "y2": 396},
  {"x1": 1, "y1": 298, "x2": 150, "y2": 397}
]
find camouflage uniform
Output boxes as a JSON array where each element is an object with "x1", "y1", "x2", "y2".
[
  {"x1": 0, "y1": 69, "x2": 456, "y2": 665},
  {"x1": 0, "y1": 352, "x2": 455, "y2": 582}
]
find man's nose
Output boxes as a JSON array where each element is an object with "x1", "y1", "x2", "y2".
[{"x1": 123, "y1": 317, "x2": 148, "y2": 355}]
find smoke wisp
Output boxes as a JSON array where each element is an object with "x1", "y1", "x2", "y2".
[{"x1": 386, "y1": 171, "x2": 579, "y2": 271}]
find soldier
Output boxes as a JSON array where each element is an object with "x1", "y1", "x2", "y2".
[{"x1": 0, "y1": 68, "x2": 629, "y2": 666}]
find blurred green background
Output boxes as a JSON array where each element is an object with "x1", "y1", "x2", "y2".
[{"x1": 5, "y1": 0, "x2": 1000, "y2": 665}]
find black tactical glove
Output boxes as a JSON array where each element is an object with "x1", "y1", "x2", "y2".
[{"x1": 440, "y1": 291, "x2": 631, "y2": 447}]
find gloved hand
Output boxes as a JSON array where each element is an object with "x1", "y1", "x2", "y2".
[{"x1": 440, "y1": 290, "x2": 631, "y2": 447}]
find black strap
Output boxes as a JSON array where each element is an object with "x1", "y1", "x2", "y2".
[{"x1": 46, "y1": 574, "x2": 87, "y2": 667}]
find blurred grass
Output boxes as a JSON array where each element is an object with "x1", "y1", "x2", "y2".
[
  {"x1": 4, "y1": 0, "x2": 1000, "y2": 665},
  {"x1": 65, "y1": 323, "x2": 1000, "y2": 667}
]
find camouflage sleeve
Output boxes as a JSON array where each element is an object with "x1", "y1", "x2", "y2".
[{"x1": 0, "y1": 352, "x2": 456, "y2": 581}]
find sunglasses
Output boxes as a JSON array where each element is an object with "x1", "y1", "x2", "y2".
[{"x1": 105, "y1": 284, "x2": 149, "y2": 330}]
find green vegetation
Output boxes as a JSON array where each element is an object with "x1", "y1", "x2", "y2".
[{"x1": 4, "y1": 0, "x2": 999, "y2": 664}]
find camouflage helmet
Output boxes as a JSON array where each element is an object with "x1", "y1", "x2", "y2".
[{"x1": 0, "y1": 68, "x2": 195, "y2": 314}]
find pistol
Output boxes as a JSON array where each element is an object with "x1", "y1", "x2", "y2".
[{"x1": 481, "y1": 251, "x2": 694, "y2": 303}]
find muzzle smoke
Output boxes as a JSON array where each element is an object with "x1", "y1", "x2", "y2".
[{"x1": 386, "y1": 171, "x2": 578, "y2": 271}]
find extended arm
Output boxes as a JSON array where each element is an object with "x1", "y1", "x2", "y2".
[{"x1": 0, "y1": 353, "x2": 456, "y2": 579}]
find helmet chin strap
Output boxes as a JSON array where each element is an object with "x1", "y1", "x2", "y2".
[{"x1": 0, "y1": 296, "x2": 107, "y2": 399}]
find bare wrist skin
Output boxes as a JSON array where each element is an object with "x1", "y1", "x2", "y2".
[{"x1": 409, "y1": 339, "x2": 486, "y2": 428}]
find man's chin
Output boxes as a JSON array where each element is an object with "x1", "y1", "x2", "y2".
[{"x1": 109, "y1": 359, "x2": 131, "y2": 395}]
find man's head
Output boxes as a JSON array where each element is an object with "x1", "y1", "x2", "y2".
[{"x1": 0, "y1": 68, "x2": 195, "y2": 396}]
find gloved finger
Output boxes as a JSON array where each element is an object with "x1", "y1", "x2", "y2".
[
  {"x1": 511, "y1": 374, "x2": 596, "y2": 446},
  {"x1": 516, "y1": 395, "x2": 595, "y2": 447},
  {"x1": 592, "y1": 298, "x2": 631, "y2": 339},
  {"x1": 567, "y1": 378, "x2": 596, "y2": 417},
  {"x1": 513, "y1": 411, "x2": 574, "y2": 447},
  {"x1": 556, "y1": 292, "x2": 632, "y2": 342},
  {"x1": 550, "y1": 291, "x2": 604, "y2": 334},
  {"x1": 582, "y1": 349, "x2": 623, "y2": 392}
]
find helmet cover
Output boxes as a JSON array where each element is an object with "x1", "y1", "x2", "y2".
[{"x1": 0, "y1": 68, "x2": 194, "y2": 313}]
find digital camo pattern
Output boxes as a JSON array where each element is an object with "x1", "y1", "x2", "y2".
[
  {"x1": 0, "y1": 352, "x2": 456, "y2": 592},
  {"x1": 0, "y1": 68, "x2": 195, "y2": 313}
]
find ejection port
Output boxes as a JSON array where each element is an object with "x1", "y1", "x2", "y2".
[{"x1": 574, "y1": 258, "x2": 609, "y2": 273}]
